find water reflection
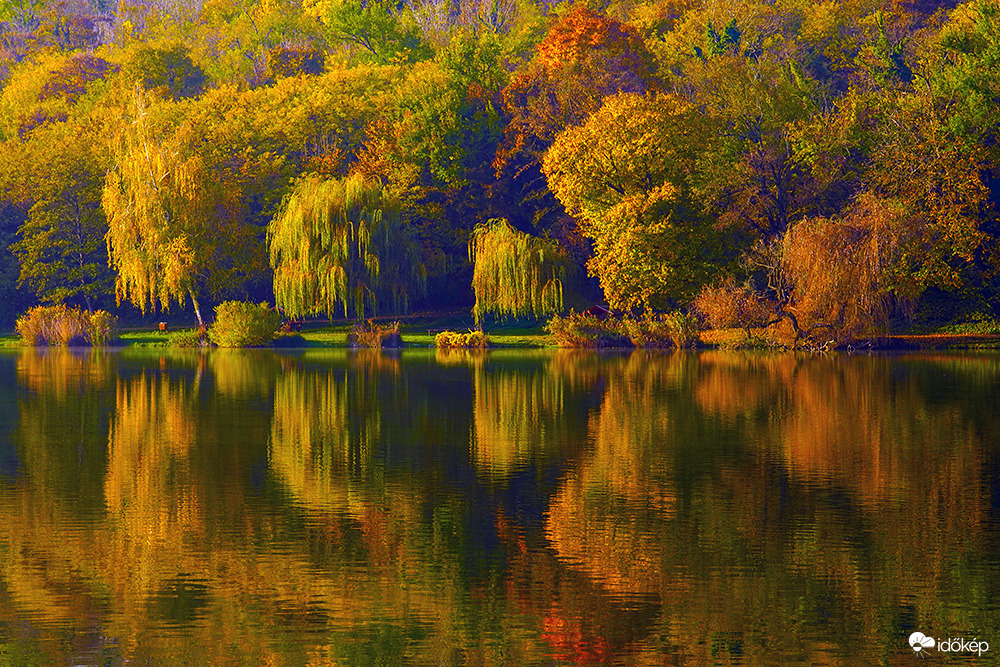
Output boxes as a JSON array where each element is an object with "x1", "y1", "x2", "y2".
[{"x1": 0, "y1": 348, "x2": 997, "y2": 664}]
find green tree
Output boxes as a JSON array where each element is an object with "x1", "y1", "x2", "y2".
[
  {"x1": 268, "y1": 173, "x2": 426, "y2": 319},
  {"x1": 684, "y1": 51, "x2": 823, "y2": 238},
  {"x1": 8, "y1": 121, "x2": 113, "y2": 310},
  {"x1": 304, "y1": 0, "x2": 431, "y2": 64},
  {"x1": 468, "y1": 218, "x2": 564, "y2": 326}
]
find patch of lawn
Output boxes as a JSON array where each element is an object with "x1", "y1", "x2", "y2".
[{"x1": 120, "y1": 330, "x2": 175, "y2": 347}]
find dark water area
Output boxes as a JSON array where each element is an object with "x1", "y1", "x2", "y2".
[{"x1": 0, "y1": 347, "x2": 997, "y2": 665}]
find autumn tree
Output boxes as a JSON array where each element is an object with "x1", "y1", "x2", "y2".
[
  {"x1": 697, "y1": 192, "x2": 944, "y2": 346},
  {"x1": 683, "y1": 50, "x2": 826, "y2": 239},
  {"x1": 268, "y1": 173, "x2": 426, "y2": 319},
  {"x1": 778, "y1": 197, "x2": 914, "y2": 342},
  {"x1": 544, "y1": 92, "x2": 728, "y2": 311},
  {"x1": 468, "y1": 218, "x2": 564, "y2": 326},
  {"x1": 495, "y1": 6, "x2": 658, "y2": 236},
  {"x1": 7, "y1": 121, "x2": 113, "y2": 310},
  {"x1": 103, "y1": 87, "x2": 255, "y2": 326},
  {"x1": 498, "y1": 6, "x2": 656, "y2": 166}
]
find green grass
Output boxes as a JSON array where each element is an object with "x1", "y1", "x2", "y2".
[
  {"x1": 119, "y1": 330, "x2": 173, "y2": 346},
  {"x1": 112, "y1": 321, "x2": 551, "y2": 349}
]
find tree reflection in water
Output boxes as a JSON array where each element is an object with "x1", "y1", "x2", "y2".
[{"x1": 0, "y1": 348, "x2": 996, "y2": 665}]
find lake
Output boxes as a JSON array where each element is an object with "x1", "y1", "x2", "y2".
[{"x1": 0, "y1": 347, "x2": 997, "y2": 665}]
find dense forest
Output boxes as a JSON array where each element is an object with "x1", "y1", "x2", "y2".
[{"x1": 0, "y1": 0, "x2": 998, "y2": 338}]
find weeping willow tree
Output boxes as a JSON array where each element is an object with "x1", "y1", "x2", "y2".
[
  {"x1": 780, "y1": 194, "x2": 914, "y2": 342},
  {"x1": 268, "y1": 173, "x2": 426, "y2": 319},
  {"x1": 469, "y1": 218, "x2": 565, "y2": 327},
  {"x1": 103, "y1": 86, "x2": 212, "y2": 326}
]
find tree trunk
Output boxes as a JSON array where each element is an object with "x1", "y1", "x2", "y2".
[{"x1": 190, "y1": 290, "x2": 204, "y2": 328}]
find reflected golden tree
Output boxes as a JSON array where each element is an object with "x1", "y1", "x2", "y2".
[
  {"x1": 269, "y1": 365, "x2": 378, "y2": 511},
  {"x1": 103, "y1": 370, "x2": 203, "y2": 648},
  {"x1": 208, "y1": 349, "x2": 283, "y2": 397},
  {"x1": 16, "y1": 347, "x2": 111, "y2": 397},
  {"x1": 3, "y1": 352, "x2": 525, "y2": 665},
  {"x1": 473, "y1": 363, "x2": 562, "y2": 478},
  {"x1": 545, "y1": 352, "x2": 685, "y2": 599},
  {"x1": 542, "y1": 350, "x2": 999, "y2": 664}
]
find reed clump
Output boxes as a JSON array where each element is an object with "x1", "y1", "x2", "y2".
[
  {"x1": 16, "y1": 305, "x2": 119, "y2": 346},
  {"x1": 349, "y1": 320, "x2": 403, "y2": 348}
]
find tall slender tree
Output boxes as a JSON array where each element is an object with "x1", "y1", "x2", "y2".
[{"x1": 102, "y1": 86, "x2": 212, "y2": 325}]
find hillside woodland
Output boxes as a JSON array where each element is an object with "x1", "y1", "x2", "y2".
[{"x1": 1, "y1": 0, "x2": 998, "y2": 341}]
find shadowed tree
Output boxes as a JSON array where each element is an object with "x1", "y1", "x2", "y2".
[{"x1": 8, "y1": 121, "x2": 113, "y2": 310}]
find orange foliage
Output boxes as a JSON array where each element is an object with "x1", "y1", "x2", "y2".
[
  {"x1": 536, "y1": 7, "x2": 653, "y2": 77},
  {"x1": 497, "y1": 7, "x2": 656, "y2": 170}
]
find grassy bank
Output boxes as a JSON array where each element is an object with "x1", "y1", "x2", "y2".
[
  {"x1": 0, "y1": 315, "x2": 550, "y2": 349},
  {"x1": 4, "y1": 318, "x2": 1000, "y2": 351}
]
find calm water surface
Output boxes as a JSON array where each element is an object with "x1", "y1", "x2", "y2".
[{"x1": 0, "y1": 347, "x2": 998, "y2": 665}]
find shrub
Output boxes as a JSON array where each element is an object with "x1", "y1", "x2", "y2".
[
  {"x1": 693, "y1": 277, "x2": 776, "y2": 335},
  {"x1": 88, "y1": 310, "x2": 119, "y2": 346},
  {"x1": 545, "y1": 311, "x2": 630, "y2": 348},
  {"x1": 15, "y1": 305, "x2": 117, "y2": 346},
  {"x1": 662, "y1": 310, "x2": 700, "y2": 348},
  {"x1": 435, "y1": 330, "x2": 490, "y2": 349},
  {"x1": 209, "y1": 301, "x2": 283, "y2": 348},
  {"x1": 621, "y1": 315, "x2": 673, "y2": 348},
  {"x1": 348, "y1": 320, "x2": 403, "y2": 348}
]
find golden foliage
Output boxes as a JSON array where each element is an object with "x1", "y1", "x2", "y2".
[
  {"x1": 102, "y1": 87, "x2": 210, "y2": 321},
  {"x1": 434, "y1": 329, "x2": 490, "y2": 349},
  {"x1": 472, "y1": 364, "x2": 563, "y2": 478},
  {"x1": 781, "y1": 194, "x2": 914, "y2": 341},
  {"x1": 469, "y1": 218, "x2": 565, "y2": 326},
  {"x1": 268, "y1": 173, "x2": 425, "y2": 319},
  {"x1": 543, "y1": 92, "x2": 721, "y2": 309}
]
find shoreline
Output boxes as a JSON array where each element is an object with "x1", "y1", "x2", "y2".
[{"x1": 4, "y1": 328, "x2": 1000, "y2": 351}]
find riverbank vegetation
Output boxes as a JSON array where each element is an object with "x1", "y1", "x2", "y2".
[{"x1": 2, "y1": 0, "x2": 1000, "y2": 348}]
